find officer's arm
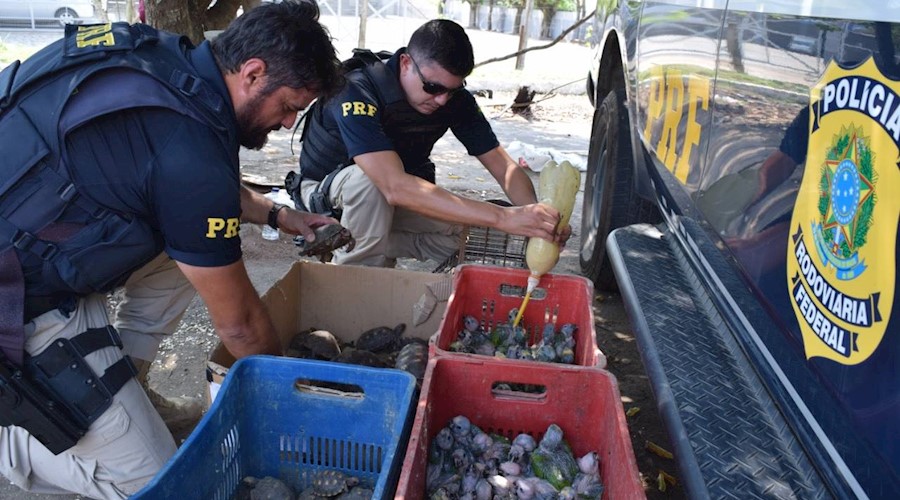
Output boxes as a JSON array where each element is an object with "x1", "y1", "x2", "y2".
[
  {"x1": 175, "y1": 259, "x2": 283, "y2": 358},
  {"x1": 355, "y1": 150, "x2": 559, "y2": 241},
  {"x1": 238, "y1": 184, "x2": 336, "y2": 239},
  {"x1": 478, "y1": 145, "x2": 571, "y2": 245},
  {"x1": 476, "y1": 145, "x2": 538, "y2": 206}
]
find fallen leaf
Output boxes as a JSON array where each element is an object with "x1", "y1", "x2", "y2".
[
  {"x1": 660, "y1": 469, "x2": 677, "y2": 486},
  {"x1": 626, "y1": 407, "x2": 640, "y2": 417},
  {"x1": 646, "y1": 440, "x2": 674, "y2": 459}
]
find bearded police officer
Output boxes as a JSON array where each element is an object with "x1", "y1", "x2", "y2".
[{"x1": 0, "y1": 2, "x2": 342, "y2": 497}]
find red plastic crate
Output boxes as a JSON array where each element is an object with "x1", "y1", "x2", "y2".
[
  {"x1": 396, "y1": 356, "x2": 644, "y2": 499},
  {"x1": 430, "y1": 264, "x2": 605, "y2": 368}
]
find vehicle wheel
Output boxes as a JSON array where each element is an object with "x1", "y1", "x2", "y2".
[
  {"x1": 580, "y1": 89, "x2": 659, "y2": 291},
  {"x1": 55, "y1": 8, "x2": 78, "y2": 27}
]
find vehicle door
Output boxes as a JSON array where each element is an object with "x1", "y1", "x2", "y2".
[{"x1": 701, "y1": 1, "x2": 900, "y2": 494}]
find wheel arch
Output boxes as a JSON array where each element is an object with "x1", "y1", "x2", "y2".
[{"x1": 590, "y1": 30, "x2": 657, "y2": 204}]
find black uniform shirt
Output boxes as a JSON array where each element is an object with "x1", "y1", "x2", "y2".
[{"x1": 307, "y1": 48, "x2": 499, "y2": 181}]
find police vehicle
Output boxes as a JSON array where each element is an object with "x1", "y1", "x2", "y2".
[{"x1": 581, "y1": 1, "x2": 898, "y2": 497}]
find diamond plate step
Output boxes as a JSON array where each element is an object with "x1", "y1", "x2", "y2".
[{"x1": 607, "y1": 224, "x2": 830, "y2": 500}]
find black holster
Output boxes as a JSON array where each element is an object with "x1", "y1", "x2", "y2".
[
  {"x1": 287, "y1": 167, "x2": 344, "y2": 220},
  {"x1": 0, "y1": 326, "x2": 137, "y2": 454}
]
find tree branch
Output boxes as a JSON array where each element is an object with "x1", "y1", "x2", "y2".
[{"x1": 474, "y1": 9, "x2": 596, "y2": 69}]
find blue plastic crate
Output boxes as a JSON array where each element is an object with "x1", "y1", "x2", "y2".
[{"x1": 133, "y1": 356, "x2": 417, "y2": 499}]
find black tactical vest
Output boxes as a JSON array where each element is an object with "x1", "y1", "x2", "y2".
[
  {"x1": 298, "y1": 53, "x2": 405, "y2": 182},
  {"x1": 0, "y1": 22, "x2": 232, "y2": 363}
]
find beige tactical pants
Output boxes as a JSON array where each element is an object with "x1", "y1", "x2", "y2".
[
  {"x1": 0, "y1": 253, "x2": 196, "y2": 499},
  {"x1": 300, "y1": 165, "x2": 462, "y2": 267}
]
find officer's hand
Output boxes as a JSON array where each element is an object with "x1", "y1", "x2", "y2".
[
  {"x1": 555, "y1": 223, "x2": 573, "y2": 246},
  {"x1": 499, "y1": 203, "x2": 560, "y2": 242},
  {"x1": 277, "y1": 209, "x2": 338, "y2": 243}
]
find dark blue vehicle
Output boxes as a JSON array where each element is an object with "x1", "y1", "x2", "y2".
[{"x1": 580, "y1": 1, "x2": 898, "y2": 497}]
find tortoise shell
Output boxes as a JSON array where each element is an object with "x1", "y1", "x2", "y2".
[
  {"x1": 310, "y1": 470, "x2": 358, "y2": 497},
  {"x1": 355, "y1": 323, "x2": 405, "y2": 352}
]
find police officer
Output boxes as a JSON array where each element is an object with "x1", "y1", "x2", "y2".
[
  {"x1": 290, "y1": 19, "x2": 570, "y2": 267},
  {"x1": 0, "y1": 2, "x2": 342, "y2": 498}
]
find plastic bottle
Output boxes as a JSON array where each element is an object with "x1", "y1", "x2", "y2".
[
  {"x1": 524, "y1": 159, "x2": 582, "y2": 293},
  {"x1": 261, "y1": 188, "x2": 283, "y2": 241}
]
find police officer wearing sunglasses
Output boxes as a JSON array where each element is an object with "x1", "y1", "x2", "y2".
[{"x1": 291, "y1": 19, "x2": 569, "y2": 267}]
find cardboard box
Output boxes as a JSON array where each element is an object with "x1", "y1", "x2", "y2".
[{"x1": 206, "y1": 261, "x2": 452, "y2": 401}]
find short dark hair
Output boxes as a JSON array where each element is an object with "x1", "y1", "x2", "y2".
[
  {"x1": 211, "y1": 1, "x2": 343, "y2": 97},
  {"x1": 407, "y1": 19, "x2": 474, "y2": 77}
]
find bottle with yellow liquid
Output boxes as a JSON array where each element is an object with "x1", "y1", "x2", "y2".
[{"x1": 514, "y1": 160, "x2": 581, "y2": 327}]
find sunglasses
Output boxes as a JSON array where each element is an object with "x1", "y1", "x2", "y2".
[{"x1": 408, "y1": 54, "x2": 466, "y2": 96}]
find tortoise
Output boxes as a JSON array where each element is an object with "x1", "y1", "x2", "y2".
[
  {"x1": 299, "y1": 470, "x2": 359, "y2": 498},
  {"x1": 332, "y1": 347, "x2": 390, "y2": 368},
  {"x1": 394, "y1": 342, "x2": 428, "y2": 385},
  {"x1": 303, "y1": 329, "x2": 342, "y2": 360},
  {"x1": 355, "y1": 323, "x2": 406, "y2": 352},
  {"x1": 295, "y1": 224, "x2": 355, "y2": 262},
  {"x1": 336, "y1": 486, "x2": 374, "y2": 499},
  {"x1": 235, "y1": 476, "x2": 295, "y2": 500}
]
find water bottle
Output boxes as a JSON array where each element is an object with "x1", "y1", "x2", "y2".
[
  {"x1": 261, "y1": 188, "x2": 282, "y2": 241},
  {"x1": 514, "y1": 160, "x2": 581, "y2": 327},
  {"x1": 524, "y1": 159, "x2": 581, "y2": 285}
]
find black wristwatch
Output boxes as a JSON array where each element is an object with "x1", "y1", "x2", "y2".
[{"x1": 267, "y1": 203, "x2": 287, "y2": 229}]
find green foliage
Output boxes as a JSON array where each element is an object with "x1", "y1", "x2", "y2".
[
  {"x1": 852, "y1": 138, "x2": 876, "y2": 250},
  {"x1": 858, "y1": 140, "x2": 874, "y2": 180},
  {"x1": 831, "y1": 134, "x2": 849, "y2": 160},
  {"x1": 818, "y1": 168, "x2": 829, "y2": 217},
  {"x1": 853, "y1": 194, "x2": 875, "y2": 250},
  {"x1": 496, "y1": 0, "x2": 576, "y2": 12},
  {"x1": 536, "y1": 0, "x2": 576, "y2": 11}
]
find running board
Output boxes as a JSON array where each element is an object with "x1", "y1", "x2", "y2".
[{"x1": 607, "y1": 224, "x2": 829, "y2": 499}]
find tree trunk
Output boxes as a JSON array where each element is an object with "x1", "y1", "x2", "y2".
[
  {"x1": 725, "y1": 20, "x2": 744, "y2": 73},
  {"x1": 91, "y1": 0, "x2": 107, "y2": 22},
  {"x1": 515, "y1": 0, "x2": 534, "y2": 69},
  {"x1": 358, "y1": 0, "x2": 368, "y2": 49},
  {"x1": 206, "y1": 0, "x2": 260, "y2": 30},
  {"x1": 125, "y1": 0, "x2": 136, "y2": 23},
  {"x1": 487, "y1": 0, "x2": 494, "y2": 31},
  {"x1": 540, "y1": 7, "x2": 556, "y2": 39},
  {"x1": 144, "y1": 0, "x2": 259, "y2": 44}
]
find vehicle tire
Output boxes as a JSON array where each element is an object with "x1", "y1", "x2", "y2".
[
  {"x1": 580, "y1": 89, "x2": 659, "y2": 291},
  {"x1": 55, "y1": 8, "x2": 78, "y2": 27}
]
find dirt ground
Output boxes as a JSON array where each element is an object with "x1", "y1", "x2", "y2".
[{"x1": 1, "y1": 36, "x2": 684, "y2": 500}]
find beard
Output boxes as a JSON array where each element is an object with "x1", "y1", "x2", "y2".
[{"x1": 236, "y1": 92, "x2": 272, "y2": 150}]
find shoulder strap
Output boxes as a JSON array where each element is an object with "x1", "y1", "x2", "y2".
[
  {"x1": 361, "y1": 63, "x2": 403, "y2": 105},
  {"x1": 0, "y1": 23, "x2": 149, "y2": 113}
]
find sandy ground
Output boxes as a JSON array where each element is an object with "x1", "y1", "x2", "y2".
[{"x1": 0, "y1": 19, "x2": 684, "y2": 500}]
